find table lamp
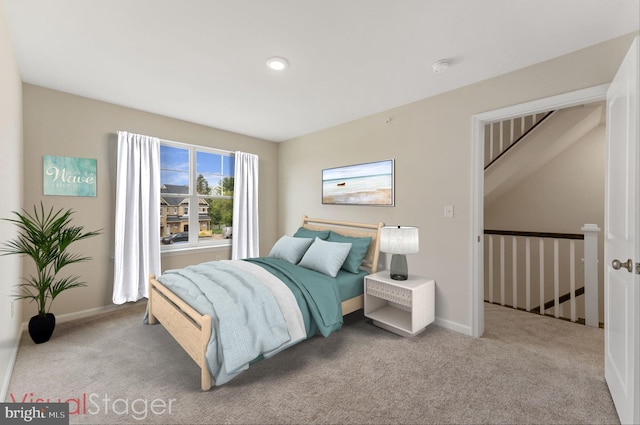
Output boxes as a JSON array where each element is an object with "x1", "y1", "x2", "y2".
[{"x1": 379, "y1": 225, "x2": 419, "y2": 280}]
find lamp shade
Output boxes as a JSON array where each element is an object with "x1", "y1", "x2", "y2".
[{"x1": 380, "y1": 226, "x2": 419, "y2": 255}]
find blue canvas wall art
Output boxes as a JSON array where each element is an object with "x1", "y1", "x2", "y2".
[{"x1": 43, "y1": 156, "x2": 97, "y2": 197}]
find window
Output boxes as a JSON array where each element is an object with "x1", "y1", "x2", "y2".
[{"x1": 160, "y1": 142, "x2": 234, "y2": 249}]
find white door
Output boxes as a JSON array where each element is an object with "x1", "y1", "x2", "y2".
[{"x1": 605, "y1": 36, "x2": 639, "y2": 425}]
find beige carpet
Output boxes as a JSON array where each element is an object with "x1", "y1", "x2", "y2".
[{"x1": 6, "y1": 302, "x2": 619, "y2": 424}]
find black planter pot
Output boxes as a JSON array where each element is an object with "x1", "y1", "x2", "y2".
[{"x1": 28, "y1": 313, "x2": 56, "y2": 344}]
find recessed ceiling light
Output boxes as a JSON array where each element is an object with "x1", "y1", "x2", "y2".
[
  {"x1": 266, "y1": 57, "x2": 289, "y2": 71},
  {"x1": 432, "y1": 59, "x2": 452, "y2": 73}
]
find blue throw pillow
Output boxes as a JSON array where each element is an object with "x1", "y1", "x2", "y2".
[
  {"x1": 298, "y1": 237, "x2": 352, "y2": 278},
  {"x1": 327, "y1": 232, "x2": 372, "y2": 274},
  {"x1": 268, "y1": 235, "x2": 313, "y2": 264}
]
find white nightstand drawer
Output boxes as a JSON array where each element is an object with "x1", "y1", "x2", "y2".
[{"x1": 365, "y1": 280, "x2": 412, "y2": 307}]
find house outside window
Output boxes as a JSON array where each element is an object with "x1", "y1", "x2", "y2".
[{"x1": 160, "y1": 142, "x2": 234, "y2": 249}]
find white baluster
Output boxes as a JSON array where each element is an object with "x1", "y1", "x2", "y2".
[
  {"x1": 570, "y1": 240, "x2": 576, "y2": 322},
  {"x1": 489, "y1": 123, "x2": 494, "y2": 162},
  {"x1": 582, "y1": 224, "x2": 601, "y2": 327},
  {"x1": 488, "y1": 236, "x2": 494, "y2": 304},
  {"x1": 509, "y1": 118, "x2": 515, "y2": 147},
  {"x1": 554, "y1": 239, "x2": 559, "y2": 318},
  {"x1": 500, "y1": 236, "x2": 505, "y2": 306},
  {"x1": 539, "y1": 239, "x2": 544, "y2": 315},
  {"x1": 512, "y1": 236, "x2": 517, "y2": 309},
  {"x1": 526, "y1": 238, "x2": 531, "y2": 312}
]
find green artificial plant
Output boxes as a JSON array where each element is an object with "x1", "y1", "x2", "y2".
[{"x1": 1, "y1": 203, "x2": 101, "y2": 318}]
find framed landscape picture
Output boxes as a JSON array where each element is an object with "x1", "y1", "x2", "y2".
[{"x1": 322, "y1": 159, "x2": 394, "y2": 206}]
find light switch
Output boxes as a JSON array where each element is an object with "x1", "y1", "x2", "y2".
[{"x1": 444, "y1": 205, "x2": 454, "y2": 218}]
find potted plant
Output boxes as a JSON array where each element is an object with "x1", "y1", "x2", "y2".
[{"x1": 1, "y1": 203, "x2": 101, "y2": 343}]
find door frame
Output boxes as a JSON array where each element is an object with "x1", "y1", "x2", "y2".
[{"x1": 470, "y1": 84, "x2": 610, "y2": 337}]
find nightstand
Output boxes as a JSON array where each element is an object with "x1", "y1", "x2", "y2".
[{"x1": 364, "y1": 271, "x2": 435, "y2": 337}]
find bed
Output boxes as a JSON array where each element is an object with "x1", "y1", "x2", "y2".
[{"x1": 147, "y1": 215, "x2": 384, "y2": 390}]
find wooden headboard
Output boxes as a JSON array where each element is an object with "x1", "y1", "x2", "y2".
[{"x1": 300, "y1": 215, "x2": 384, "y2": 273}]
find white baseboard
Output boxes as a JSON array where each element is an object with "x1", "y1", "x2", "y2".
[
  {"x1": 53, "y1": 300, "x2": 147, "y2": 325},
  {"x1": 434, "y1": 316, "x2": 472, "y2": 336},
  {"x1": 0, "y1": 329, "x2": 22, "y2": 402}
]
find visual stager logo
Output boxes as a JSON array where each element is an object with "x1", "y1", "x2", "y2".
[
  {"x1": 7, "y1": 393, "x2": 177, "y2": 422},
  {"x1": 1, "y1": 403, "x2": 68, "y2": 424}
]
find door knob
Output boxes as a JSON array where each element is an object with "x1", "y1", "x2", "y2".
[{"x1": 612, "y1": 258, "x2": 633, "y2": 272}]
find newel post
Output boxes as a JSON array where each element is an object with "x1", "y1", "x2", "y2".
[{"x1": 582, "y1": 224, "x2": 601, "y2": 327}]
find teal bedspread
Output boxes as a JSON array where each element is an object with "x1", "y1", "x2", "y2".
[{"x1": 245, "y1": 257, "x2": 344, "y2": 337}]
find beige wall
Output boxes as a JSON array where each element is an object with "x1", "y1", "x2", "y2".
[
  {"x1": 0, "y1": 0, "x2": 23, "y2": 398},
  {"x1": 278, "y1": 32, "x2": 638, "y2": 334},
  {"x1": 21, "y1": 85, "x2": 279, "y2": 322}
]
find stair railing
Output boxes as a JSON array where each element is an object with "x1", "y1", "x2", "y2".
[
  {"x1": 484, "y1": 111, "x2": 555, "y2": 170},
  {"x1": 484, "y1": 224, "x2": 600, "y2": 327}
]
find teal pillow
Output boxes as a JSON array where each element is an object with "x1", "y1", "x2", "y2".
[
  {"x1": 293, "y1": 227, "x2": 331, "y2": 240},
  {"x1": 268, "y1": 235, "x2": 313, "y2": 264},
  {"x1": 327, "y1": 232, "x2": 372, "y2": 274},
  {"x1": 298, "y1": 237, "x2": 352, "y2": 278}
]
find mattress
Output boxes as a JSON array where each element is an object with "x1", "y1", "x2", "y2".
[{"x1": 335, "y1": 269, "x2": 368, "y2": 301}]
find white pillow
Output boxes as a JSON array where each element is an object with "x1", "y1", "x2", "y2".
[
  {"x1": 298, "y1": 237, "x2": 352, "y2": 277},
  {"x1": 268, "y1": 235, "x2": 313, "y2": 264}
]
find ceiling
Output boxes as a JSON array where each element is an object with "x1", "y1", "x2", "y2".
[{"x1": 3, "y1": 1, "x2": 639, "y2": 142}]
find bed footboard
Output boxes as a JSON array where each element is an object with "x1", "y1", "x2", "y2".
[{"x1": 148, "y1": 275, "x2": 213, "y2": 391}]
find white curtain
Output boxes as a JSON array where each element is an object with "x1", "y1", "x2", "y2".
[
  {"x1": 232, "y1": 151, "x2": 259, "y2": 259},
  {"x1": 113, "y1": 131, "x2": 161, "y2": 304}
]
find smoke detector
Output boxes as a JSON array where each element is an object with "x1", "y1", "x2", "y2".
[{"x1": 432, "y1": 59, "x2": 452, "y2": 73}]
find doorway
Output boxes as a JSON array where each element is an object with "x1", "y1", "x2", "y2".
[{"x1": 470, "y1": 84, "x2": 609, "y2": 337}]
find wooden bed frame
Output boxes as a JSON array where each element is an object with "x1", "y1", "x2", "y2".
[{"x1": 147, "y1": 215, "x2": 384, "y2": 390}]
